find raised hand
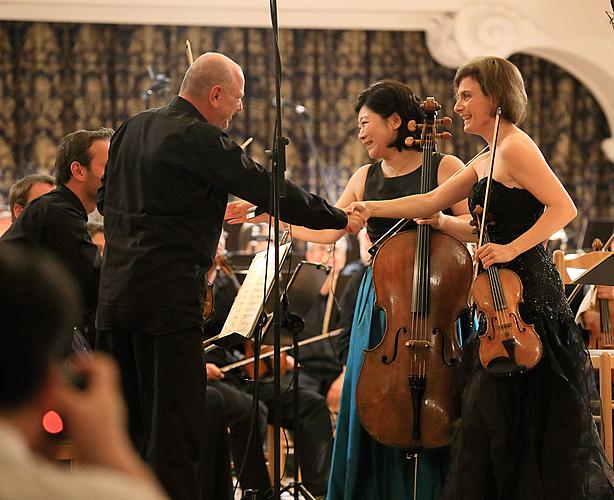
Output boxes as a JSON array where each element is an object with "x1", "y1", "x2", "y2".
[
  {"x1": 224, "y1": 199, "x2": 255, "y2": 223},
  {"x1": 227, "y1": 212, "x2": 270, "y2": 226}
]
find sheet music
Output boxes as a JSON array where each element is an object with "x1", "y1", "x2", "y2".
[{"x1": 217, "y1": 243, "x2": 291, "y2": 343}]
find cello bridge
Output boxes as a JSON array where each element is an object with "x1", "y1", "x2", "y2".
[{"x1": 404, "y1": 340, "x2": 432, "y2": 349}]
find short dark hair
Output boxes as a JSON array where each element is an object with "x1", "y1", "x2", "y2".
[
  {"x1": 8, "y1": 174, "x2": 55, "y2": 218},
  {"x1": 0, "y1": 246, "x2": 80, "y2": 410},
  {"x1": 453, "y1": 56, "x2": 528, "y2": 124},
  {"x1": 54, "y1": 128, "x2": 113, "y2": 185},
  {"x1": 354, "y1": 80, "x2": 423, "y2": 151}
]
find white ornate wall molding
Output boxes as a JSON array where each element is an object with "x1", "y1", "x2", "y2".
[
  {"x1": 426, "y1": 3, "x2": 547, "y2": 67},
  {"x1": 425, "y1": 2, "x2": 614, "y2": 162}
]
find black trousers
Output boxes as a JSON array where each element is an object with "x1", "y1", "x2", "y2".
[
  {"x1": 211, "y1": 372, "x2": 333, "y2": 496},
  {"x1": 96, "y1": 328, "x2": 208, "y2": 500},
  {"x1": 202, "y1": 386, "x2": 233, "y2": 500},
  {"x1": 208, "y1": 380, "x2": 271, "y2": 493}
]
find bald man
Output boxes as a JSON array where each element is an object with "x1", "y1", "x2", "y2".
[{"x1": 96, "y1": 52, "x2": 360, "y2": 500}]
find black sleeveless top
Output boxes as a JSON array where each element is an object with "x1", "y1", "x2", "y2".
[{"x1": 363, "y1": 152, "x2": 449, "y2": 243}]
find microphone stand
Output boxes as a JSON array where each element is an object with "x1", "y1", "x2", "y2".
[
  {"x1": 269, "y1": 0, "x2": 287, "y2": 498},
  {"x1": 268, "y1": 4, "x2": 320, "y2": 499}
]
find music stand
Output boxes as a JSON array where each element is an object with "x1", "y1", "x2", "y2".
[
  {"x1": 205, "y1": 242, "x2": 292, "y2": 350},
  {"x1": 259, "y1": 261, "x2": 329, "y2": 500},
  {"x1": 261, "y1": 261, "x2": 330, "y2": 345},
  {"x1": 577, "y1": 218, "x2": 614, "y2": 250},
  {"x1": 572, "y1": 253, "x2": 614, "y2": 286}
]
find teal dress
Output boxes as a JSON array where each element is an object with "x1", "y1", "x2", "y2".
[{"x1": 327, "y1": 156, "x2": 451, "y2": 500}]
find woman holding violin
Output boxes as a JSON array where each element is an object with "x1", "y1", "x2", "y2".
[{"x1": 349, "y1": 56, "x2": 614, "y2": 499}]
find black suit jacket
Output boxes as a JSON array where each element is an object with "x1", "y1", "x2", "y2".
[{"x1": 97, "y1": 96, "x2": 347, "y2": 335}]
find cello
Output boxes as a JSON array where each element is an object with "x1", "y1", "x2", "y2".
[
  {"x1": 579, "y1": 236, "x2": 614, "y2": 349},
  {"x1": 355, "y1": 97, "x2": 473, "y2": 450}
]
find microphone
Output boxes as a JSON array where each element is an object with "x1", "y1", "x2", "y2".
[
  {"x1": 272, "y1": 98, "x2": 309, "y2": 117},
  {"x1": 144, "y1": 65, "x2": 171, "y2": 97}
]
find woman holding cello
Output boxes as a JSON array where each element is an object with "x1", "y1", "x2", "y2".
[
  {"x1": 228, "y1": 80, "x2": 474, "y2": 498},
  {"x1": 349, "y1": 57, "x2": 614, "y2": 499}
]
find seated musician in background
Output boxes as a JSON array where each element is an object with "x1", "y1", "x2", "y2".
[
  {"x1": 86, "y1": 220, "x2": 105, "y2": 257},
  {"x1": 8, "y1": 173, "x2": 55, "y2": 221},
  {"x1": 575, "y1": 239, "x2": 614, "y2": 348},
  {"x1": 326, "y1": 229, "x2": 371, "y2": 412},
  {"x1": 1, "y1": 129, "x2": 111, "y2": 348},
  {"x1": 200, "y1": 384, "x2": 234, "y2": 500},
  {"x1": 297, "y1": 237, "x2": 371, "y2": 413},
  {"x1": 203, "y1": 232, "x2": 333, "y2": 498},
  {"x1": 294, "y1": 239, "x2": 348, "y2": 398}
]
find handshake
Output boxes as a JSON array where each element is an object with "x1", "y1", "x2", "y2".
[
  {"x1": 344, "y1": 201, "x2": 372, "y2": 234},
  {"x1": 224, "y1": 199, "x2": 373, "y2": 235}
]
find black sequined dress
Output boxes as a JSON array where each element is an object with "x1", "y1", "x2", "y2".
[{"x1": 441, "y1": 178, "x2": 614, "y2": 500}]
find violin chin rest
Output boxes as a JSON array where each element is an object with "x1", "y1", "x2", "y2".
[{"x1": 486, "y1": 357, "x2": 526, "y2": 377}]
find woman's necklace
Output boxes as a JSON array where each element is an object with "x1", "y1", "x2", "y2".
[{"x1": 382, "y1": 157, "x2": 421, "y2": 177}]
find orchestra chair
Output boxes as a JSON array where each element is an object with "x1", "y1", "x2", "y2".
[
  {"x1": 589, "y1": 350, "x2": 614, "y2": 465},
  {"x1": 554, "y1": 250, "x2": 614, "y2": 465},
  {"x1": 552, "y1": 250, "x2": 608, "y2": 285},
  {"x1": 266, "y1": 425, "x2": 303, "y2": 483}
]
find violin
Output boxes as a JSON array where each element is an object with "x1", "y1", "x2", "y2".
[
  {"x1": 580, "y1": 238, "x2": 614, "y2": 349},
  {"x1": 243, "y1": 341, "x2": 289, "y2": 379},
  {"x1": 203, "y1": 253, "x2": 241, "y2": 321},
  {"x1": 203, "y1": 283, "x2": 215, "y2": 321},
  {"x1": 356, "y1": 97, "x2": 473, "y2": 449},
  {"x1": 472, "y1": 207, "x2": 543, "y2": 375},
  {"x1": 470, "y1": 108, "x2": 542, "y2": 377}
]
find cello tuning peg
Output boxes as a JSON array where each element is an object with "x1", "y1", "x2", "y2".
[
  {"x1": 469, "y1": 219, "x2": 478, "y2": 227},
  {"x1": 407, "y1": 120, "x2": 417, "y2": 132},
  {"x1": 405, "y1": 137, "x2": 422, "y2": 147},
  {"x1": 436, "y1": 132, "x2": 452, "y2": 140},
  {"x1": 436, "y1": 117, "x2": 453, "y2": 127}
]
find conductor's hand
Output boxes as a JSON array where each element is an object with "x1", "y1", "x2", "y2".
[
  {"x1": 346, "y1": 210, "x2": 367, "y2": 235},
  {"x1": 475, "y1": 242, "x2": 518, "y2": 269},
  {"x1": 225, "y1": 199, "x2": 255, "y2": 223},
  {"x1": 205, "y1": 363, "x2": 225, "y2": 381},
  {"x1": 345, "y1": 201, "x2": 372, "y2": 221}
]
